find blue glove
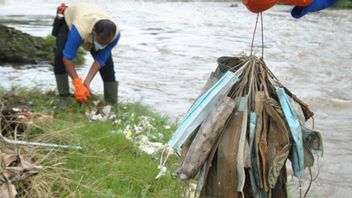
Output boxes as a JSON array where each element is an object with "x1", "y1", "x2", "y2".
[{"x1": 291, "y1": 0, "x2": 339, "y2": 19}]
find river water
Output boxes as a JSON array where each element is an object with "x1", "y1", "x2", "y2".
[{"x1": 0, "y1": 0, "x2": 351, "y2": 197}]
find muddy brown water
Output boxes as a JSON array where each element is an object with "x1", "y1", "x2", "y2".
[{"x1": 0, "y1": 1, "x2": 351, "y2": 197}]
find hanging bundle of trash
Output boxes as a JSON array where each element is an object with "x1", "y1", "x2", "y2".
[{"x1": 161, "y1": 55, "x2": 323, "y2": 197}]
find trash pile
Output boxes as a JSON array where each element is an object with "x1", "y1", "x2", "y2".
[
  {"x1": 0, "y1": 94, "x2": 79, "y2": 197},
  {"x1": 0, "y1": 154, "x2": 43, "y2": 197},
  {"x1": 0, "y1": 99, "x2": 40, "y2": 197},
  {"x1": 85, "y1": 101, "x2": 117, "y2": 123},
  {"x1": 162, "y1": 55, "x2": 323, "y2": 197},
  {"x1": 117, "y1": 115, "x2": 165, "y2": 155},
  {"x1": 86, "y1": 101, "x2": 165, "y2": 155}
]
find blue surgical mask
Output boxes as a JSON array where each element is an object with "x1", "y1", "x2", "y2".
[{"x1": 93, "y1": 36, "x2": 107, "y2": 51}]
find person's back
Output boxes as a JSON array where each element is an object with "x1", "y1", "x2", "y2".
[{"x1": 63, "y1": 3, "x2": 119, "y2": 51}]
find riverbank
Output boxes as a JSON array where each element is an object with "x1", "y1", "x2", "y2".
[
  {"x1": 0, "y1": 24, "x2": 85, "y2": 66},
  {"x1": 0, "y1": 88, "x2": 182, "y2": 197},
  {"x1": 333, "y1": 0, "x2": 352, "y2": 9}
]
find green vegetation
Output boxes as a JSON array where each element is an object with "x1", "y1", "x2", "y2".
[
  {"x1": 333, "y1": 0, "x2": 352, "y2": 9},
  {"x1": 0, "y1": 24, "x2": 85, "y2": 66},
  {"x1": 45, "y1": 35, "x2": 86, "y2": 66},
  {"x1": 0, "y1": 88, "x2": 182, "y2": 197}
]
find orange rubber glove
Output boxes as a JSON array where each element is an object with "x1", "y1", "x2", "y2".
[{"x1": 72, "y1": 78, "x2": 90, "y2": 103}]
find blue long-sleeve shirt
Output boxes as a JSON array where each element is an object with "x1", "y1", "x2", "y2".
[{"x1": 63, "y1": 25, "x2": 120, "y2": 67}]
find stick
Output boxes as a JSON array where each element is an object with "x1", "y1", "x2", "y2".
[{"x1": 0, "y1": 134, "x2": 82, "y2": 150}]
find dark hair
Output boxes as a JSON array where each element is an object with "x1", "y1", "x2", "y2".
[{"x1": 94, "y1": 19, "x2": 116, "y2": 38}]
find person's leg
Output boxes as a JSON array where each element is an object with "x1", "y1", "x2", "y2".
[
  {"x1": 99, "y1": 55, "x2": 118, "y2": 104},
  {"x1": 52, "y1": 19, "x2": 70, "y2": 109}
]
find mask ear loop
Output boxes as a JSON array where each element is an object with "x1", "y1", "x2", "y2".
[
  {"x1": 91, "y1": 34, "x2": 97, "y2": 51},
  {"x1": 156, "y1": 145, "x2": 174, "y2": 179},
  {"x1": 93, "y1": 36, "x2": 108, "y2": 51}
]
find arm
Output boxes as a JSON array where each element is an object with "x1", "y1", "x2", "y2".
[
  {"x1": 84, "y1": 60, "x2": 101, "y2": 90},
  {"x1": 84, "y1": 33, "x2": 120, "y2": 88},
  {"x1": 62, "y1": 25, "x2": 82, "y2": 80},
  {"x1": 62, "y1": 26, "x2": 90, "y2": 103},
  {"x1": 63, "y1": 57, "x2": 79, "y2": 79}
]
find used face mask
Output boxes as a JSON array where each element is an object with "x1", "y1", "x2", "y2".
[{"x1": 93, "y1": 36, "x2": 107, "y2": 51}]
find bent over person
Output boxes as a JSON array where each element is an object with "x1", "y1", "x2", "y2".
[{"x1": 51, "y1": 3, "x2": 120, "y2": 108}]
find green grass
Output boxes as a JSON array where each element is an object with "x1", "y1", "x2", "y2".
[
  {"x1": 44, "y1": 35, "x2": 86, "y2": 66},
  {"x1": 333, "y1": 0, "x2": 352, "y2": 8},
  {"x1": 0, "y1": 88, "x2": 182, "y2": 197}
]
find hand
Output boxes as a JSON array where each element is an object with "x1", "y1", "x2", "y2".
[{"x1": 72, "y1": 78, "x2": 90, "y2": 103}]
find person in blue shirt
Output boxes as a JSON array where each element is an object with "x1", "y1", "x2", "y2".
[{"x1": 51, "y1": 3, "x2": 120, "y2": 108}]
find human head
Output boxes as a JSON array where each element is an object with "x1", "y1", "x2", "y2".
[{"x1": 92, "y1": 19, "x2": 117, "y2": 46}]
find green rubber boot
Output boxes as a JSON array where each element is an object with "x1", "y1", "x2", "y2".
[
  {"x1": 55, "y1": 74, "x2": 70, "y2": 110},
  {"x1": 104, "y1": 81, "x2": 118, "y2": 105}
]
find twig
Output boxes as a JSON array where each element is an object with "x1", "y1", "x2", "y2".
[{"x1": 304, "y1": 167, "x2": 313, "y2": 198}]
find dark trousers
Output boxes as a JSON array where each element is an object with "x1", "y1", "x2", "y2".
[{"x1": 52, "y1": 18, "x2": 116, "y2": 82}]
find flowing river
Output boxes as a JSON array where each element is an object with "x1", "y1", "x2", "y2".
[{"x1": 0, "y1": 0, "x2": 351, "y2": 197}]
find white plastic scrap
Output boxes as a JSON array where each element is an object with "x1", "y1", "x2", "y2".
[
  {"x1": 90, "y1": 114, "x2": 104, "y2": 121},
  {"x1": 93, "y1": 100, "x2": 100, "y2": 106},
  {"x1": 113, "y1": 119, "x2": 121, "y2": 125},
  {"x1": 12, "y1": 108, "x2": 21, "y2": 112},
  {"x1": 137, "y1": 135, "x2": 163, "y2": 155},
  {"x1": 156, "y1": 165, "x2": 167, "y2": 179},
  {"x1": 120, "y1": 125, "x2": 163, "y2": 154},
  {"x1": 139, "y1": 116, "x2": 155, "y2": 130},
  {"x1": 102, "y1": 105, "x2": 111, "y2": 115},
  {"x1": 185, "y1": 182, "x2": 198, "y2": 198},
  {"x1": 86, "y1": 105, "x2": 116, "y2": 122},
  {"x1": 120, "y1": 116, "x2": 157, "y2": 138}
]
